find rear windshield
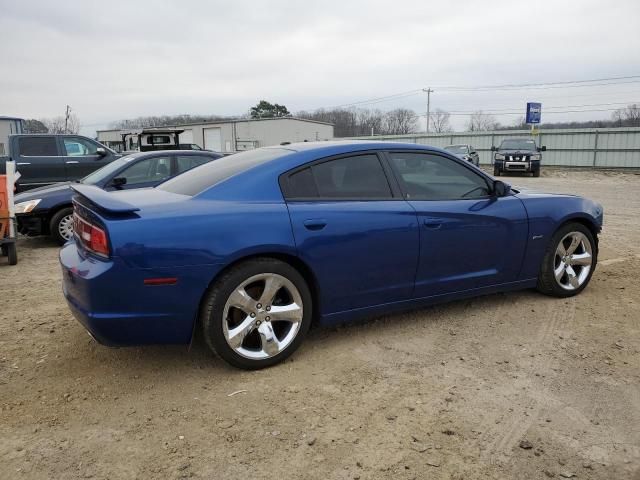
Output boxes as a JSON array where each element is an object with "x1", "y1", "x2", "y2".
[
  {"x1": 158, "y1": 148, "x2": 292, "y2": 196},
  {"x1": 444, "y1": 145, "x2": 468, "y2": 154}
]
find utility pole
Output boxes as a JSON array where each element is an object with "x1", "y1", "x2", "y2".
[
  {"x1": 422, "y1": 88, "x2": 433, "y2": 134},
  {"x1": 64, "y1": 105, "x2": 71, "y2": 134}
]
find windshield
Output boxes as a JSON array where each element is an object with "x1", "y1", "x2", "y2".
[
  {"x1": 444, "y1": 145, "x2": 468, "y2": 154},
  {"x1": 158, "y1": 148, "x2": 293, "y2": 196},
  {"x1": 499, "y1": 139, "x2": 537, "y2": 150},
  {"x1": 81, "y1": 156, "x2": 133, "y2": 184}
]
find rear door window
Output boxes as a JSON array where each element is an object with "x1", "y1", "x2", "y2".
[
  {"x1": 119, "y1": 156, "x2": 172, "y2": 185},
  {"x1": 283, "y1": 154, "x2": 392, "y2": 200},
  {"x1": 18, "y1": 137, "x2": 58, "y2": 156}
]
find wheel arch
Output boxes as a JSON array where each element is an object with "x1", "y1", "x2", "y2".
[
  {"x1": 556, "y1": 214, "x2": 600, "y2": 250},
  {"x1": 45, "y1": 203, "x2": 74, "y2": 234},
  {"x1": 193, "y1": 251, "x2": 322, "y2": 336}
]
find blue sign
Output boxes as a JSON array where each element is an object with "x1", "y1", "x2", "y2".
[{"x1": 526, "y1": 102, "x2": 542, "y2": 124}]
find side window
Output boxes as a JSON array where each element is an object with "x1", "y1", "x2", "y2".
[
  {"x1": 176, "y1": 155, "x2": 212, "y2": 174},
  {"x1": 389, "y1": 152, "x2": 490, "y2": 200},
  {"x1": 286, "y1": 167, "x2": 318, "y2": 198},
  {"x1": 313, "y1": 154, "x2": 392, "y2": 199},
  {"x1": 119, "y1": 156, "x2": 171, "y2": 185},
  {"x1": 63, "y1": 137, "x2": 99, "y2": 156},
  {"x1": 18, "y1": 137, "x2": 58, "y2": 156}
]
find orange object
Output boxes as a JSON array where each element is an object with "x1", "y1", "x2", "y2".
[{"x1": 0, "y1": 174, "x2": 8, "y2": 238}]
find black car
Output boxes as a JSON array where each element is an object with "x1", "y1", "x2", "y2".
[
  {"x1": 491, "y1": 138, "x2": 546, "y2": 177},
  {"x1": 14, "y1": 150, "x2": 222, "y2": 244}
]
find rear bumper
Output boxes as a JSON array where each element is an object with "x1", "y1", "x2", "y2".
[{"x1": 60, "y1": 241, "x2": 220, "y2": 346}]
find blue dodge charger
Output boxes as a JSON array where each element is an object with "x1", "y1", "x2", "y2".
[{"x1": 60, "y1": 141, "x2": 603, "y2": 369}]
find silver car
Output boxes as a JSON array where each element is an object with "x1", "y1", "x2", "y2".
[{"x1": 444, "y1": 144, "x2": 480, "y2": 166}]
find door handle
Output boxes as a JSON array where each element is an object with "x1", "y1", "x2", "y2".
[
  {"x1": 423, "y1": 219, "x2": 443, "y2": 230},
  {"x1": 303, "y1": 219, "x2": 327, "y2": 231},
  {"x1": 65, "y1": 161, "x2": 79, "y2": 164}
]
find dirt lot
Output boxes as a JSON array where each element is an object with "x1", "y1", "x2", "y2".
[{"x1": 1, "y1": 169, "x2": 639, "y2": 480}]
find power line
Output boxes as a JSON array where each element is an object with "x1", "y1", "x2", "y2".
[
  {"x1": 435, "y1": 75, "x2": 640, "y2": 91},
  {"x1": 311, "y1": 74, "x2": 640, "y2": 110},
  {"x1": 415, "y1": 107, "x2": 632, "y2": 118},
  {"x1": 445, "y1": 101, "x2": 639, "y2": 114}
]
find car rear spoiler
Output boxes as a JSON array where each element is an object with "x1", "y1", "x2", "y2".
[{"x1": 71, "y1": 184, "x2": 140, "y2": 213}]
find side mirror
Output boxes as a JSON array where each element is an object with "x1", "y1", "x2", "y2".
[
  {"x1": 111, "y1": 177, "x2": 127, "y2": 188},
  {"x1": 492, "y1": 180, "x2": 511, "y2": 197},
  {"x1": 540, "y1": 145, "x2": 547, "y2": 152},
  {"x1": 96, "y1": 147, "x2": 107, "y2": 157},
  {"x1": 490, "y1": 146, "x2": 497, "y2": 151}
]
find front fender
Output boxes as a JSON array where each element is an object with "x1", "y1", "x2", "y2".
[{"x1": 516, "y1": 193, "x2": 603, "y2": 279}]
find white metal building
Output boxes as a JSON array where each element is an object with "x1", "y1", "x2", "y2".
[
  {"x1": 97, "y1": 117, "x2": 334, "y2": 153},
  {"x1": 349, "y1": 127, "x2": 640, "y2": 168},
  {"x1": 0, "y1": 116, "x2": 25, "y2": 156}
]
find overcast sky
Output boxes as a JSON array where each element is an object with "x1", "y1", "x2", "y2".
[{"x1": 1, "y1": 0, "x2": 639, "y2": 135}]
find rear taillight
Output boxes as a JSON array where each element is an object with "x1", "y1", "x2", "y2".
[{"x1": 73, "y1": 212, "x2": 110, "y2": 258}]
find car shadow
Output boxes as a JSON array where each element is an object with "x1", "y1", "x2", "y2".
[{"x1": 69, "y1": 288, "x2": 541, "y2": 375}]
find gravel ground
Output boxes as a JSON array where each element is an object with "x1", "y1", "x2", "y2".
[{"x1": 1, "y1": 169, "x2": 639, "y2": 480}]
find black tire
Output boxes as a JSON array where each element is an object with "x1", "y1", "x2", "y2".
[
  {"x1": 49, "y1": 207, "x2": 74, "y2": 246},
  {"x1": 537, "y1": 222, "x2": 597, "y2": 298},
  {"x1": 533, "y1": 169, "x2": 541, "y2": 177},
  {"x1": 201, "y1": 258, "x2": 313, "y2": 370},
  {"x1": 493, "y1": 166, "x2": 501, "y2": 176},
  {"x1": 7, "y1": 243, "x2": 17, "y2": 265}
]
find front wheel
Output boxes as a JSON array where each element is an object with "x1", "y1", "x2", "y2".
[
  {"x1": 201, "y1": 258, "x2": 313, "y2": 369},
  {"x1": 50, "y1": 208, "x2": 74, "y2": 246},
  {"x1": 533, "y1": 168, "x2": 541, "y2": 177},
  {"x1": 537, "y1": 223, "x2": 597, "y2": 297}
]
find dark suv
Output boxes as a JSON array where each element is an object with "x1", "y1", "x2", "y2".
[
  {"x1": 0, "y1": 134, "x2": 120, "y2": 192},
  {"x1": 491, "y1": 138, "x2": 546, "y2": 177}
]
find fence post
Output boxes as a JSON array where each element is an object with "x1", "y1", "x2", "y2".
[{"x1": 593, "y1": 131, "x2": 599, "y2": 168}]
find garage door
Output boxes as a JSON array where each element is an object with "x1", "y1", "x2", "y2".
[
  {"x1": 204, "y1": 128, "x2": 222, "y2": 152},
  {"x1": 179, "y1": 129, "x2": 193, "y2": 145}
]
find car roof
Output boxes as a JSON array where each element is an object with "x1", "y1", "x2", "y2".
[
  {"x1": 123, "y1": 150, "x2": 221, "y2": 159},
  {"x1": 265, "y1": 140, "x2": 435, "y2": 154}
]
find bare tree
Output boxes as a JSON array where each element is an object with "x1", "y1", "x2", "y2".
[
  {"x1": 512, "y1": 116, "x2": 528, "y2": 129},
  {"x1": 356, "y1": 108, "x2": 385, "y2": 136},
  {"x1": 430, "y1": 109, "x2": 452, "y2": 133},
  {"x1": 110, "y1": 114, "x2": 230, "y2": 129},
  {"x1": 467, "y1": 110, "x2": 500, "y2": 132},
  {"x1": 41, "y1": 114, "x2": 80, "y2": 134},
  {"x1": 383, "y1": 108, "x2": 418, "y2": 135},
  {"x1": 612, "y1": 104, "x2": 640, "y2": 127},
  {"x1": 23, "y1": 119, "x2": 48, "y2": 133}
]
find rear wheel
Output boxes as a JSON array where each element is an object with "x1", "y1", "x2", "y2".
[
  {"x1": 537, "y1": 223, "x2": 596, "y2": 297},
  {"x1": 6, "y1": 243, "x2": 17, "y2": 265},
  {"x1": 493, "y1": 166, "x2": 501, "y2": 176},
  {"x1": 50, "y1": 207, "x2": 74, "y2": 245},
  {"x1": 201, "y1": 258, "x2": 312, "y2": 369}
]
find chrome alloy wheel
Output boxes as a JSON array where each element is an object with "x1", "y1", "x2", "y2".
[
  {"x1": 553, "y1": 231, "x2": 593, "y2": 291},
  {"x1": 58, "y1": 214, "x2": 74, "y2": 241},
  {"x1": 222, "y1": 273, "x2": 304, "y2": 360}
]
